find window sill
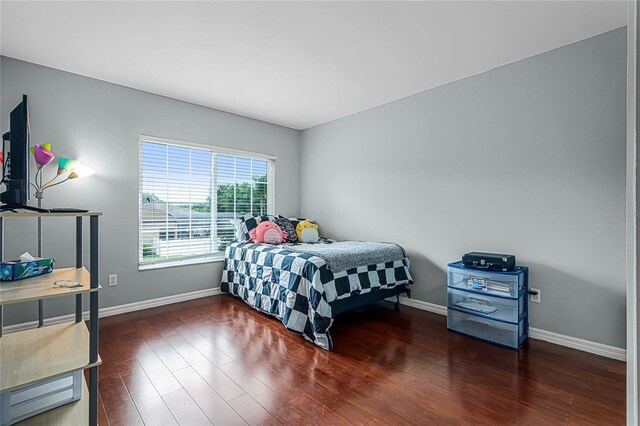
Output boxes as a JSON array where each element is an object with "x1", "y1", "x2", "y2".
[{"x1": 139, "y1": 254, "x2": 225, "y2": 271}]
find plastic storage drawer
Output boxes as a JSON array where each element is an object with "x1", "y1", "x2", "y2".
[
  {"x1": 447, "y1": 287, "x2": 524, "y2": 323},
  {"x1": 447, "y1": 308, "x2": 526, "y2": 349},
  {"x1": 447, "y1": 261, "x2": 525, "y2": 299},
  {"x1": 0, "y1": 370, "x2": 82, "y2": 426}
]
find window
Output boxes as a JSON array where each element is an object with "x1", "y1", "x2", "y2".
[{"x1": 138, "y1": 136, "x2": 274, "y2": 268}]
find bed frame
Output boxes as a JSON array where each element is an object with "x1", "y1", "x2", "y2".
[{"x1": 329, "y1": 285, "x2": 411, "y2": 316}]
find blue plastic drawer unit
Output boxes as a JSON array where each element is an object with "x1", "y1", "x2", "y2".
[{"x1": 446, "y1": 261, "x2": 528, "y2": 349}]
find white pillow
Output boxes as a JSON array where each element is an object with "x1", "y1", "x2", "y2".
[{"x1": 229, "y1": 219, "x2": 245, "y2": 242}]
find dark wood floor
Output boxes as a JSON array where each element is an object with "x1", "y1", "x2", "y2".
[{"x1": 96, "y1": 294, "x2": 625, "y2": 425}]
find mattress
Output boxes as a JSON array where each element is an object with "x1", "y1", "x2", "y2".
[{"x1": 220, "y1": 242, "x2": 413, "y2": 350}]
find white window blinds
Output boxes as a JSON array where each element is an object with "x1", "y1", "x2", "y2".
[{"x1": 139, "y1": 137, "x2": 274, "y2": 267}]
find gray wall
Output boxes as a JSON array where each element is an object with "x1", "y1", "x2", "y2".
[
  {"x1": 0, "y1": 56, "x2": 301, "y2": 326},
  {"x1": 301, "y1": 28, "x2": 627, "y2": 348},
  {"x1": 1, "y1": 28, "x2": 628, "y2": 349}
]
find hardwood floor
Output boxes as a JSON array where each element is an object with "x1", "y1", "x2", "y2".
[{"x1": 96, "y1": 294, "x2": 625, "y2": 425}]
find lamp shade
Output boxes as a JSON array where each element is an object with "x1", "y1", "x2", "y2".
[
  {"x1": 30, "y1": 143, "x2": 52, "y2": 155},
  {"x1": 57, "y1": 157, "x2": 78, "y2": 175},
  {"x1": 33, "y1": 145, "x2": 55, "y2": 167},
  {"x1": 68, "y1": 163, "x2": 95, "y2": 179}
]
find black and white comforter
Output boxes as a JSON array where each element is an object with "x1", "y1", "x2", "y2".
[{"x1": 220, "y1": 242, "x2": 413, "y2": 350}]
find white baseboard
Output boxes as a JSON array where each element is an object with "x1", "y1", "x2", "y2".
[
  {"x1": 395, "y1": 296, "x2": 448, "y2": 316},
  {"x1": 528, "y1": 327, "x2": 626, "y2": 361},
  {"x1": 4, "y1": 288, "x2": 626, "y2": 362},
  {"x1": 395, "y1": 296, "x2": 626, "y2": 362},
  {"x1": 3, "y1": 287, "x2": 221, "y2": 334},
  {"x1": 100, "y1": 287, "x2": 221, "y2": 318}
]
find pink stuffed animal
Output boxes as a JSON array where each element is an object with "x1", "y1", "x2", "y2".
[{"x1": 249, "y1": 221, "x2": 287, "y2": 244}]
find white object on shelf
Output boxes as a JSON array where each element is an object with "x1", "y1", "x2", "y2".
[
  {"x1": 455, "y1": 301, "x2": 498, "y2": 314},
  {"x1": 19, "y1": 252, "x2": 35, "y2": 263}
]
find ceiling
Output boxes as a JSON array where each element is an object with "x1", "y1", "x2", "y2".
[{"x1": 0, "y1": 1, "x2": 627, "y2": 130}]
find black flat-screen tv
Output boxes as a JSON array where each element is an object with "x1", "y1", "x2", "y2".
[{"x1": 1, "y1": 95, "x2": 31, "y2": 208}]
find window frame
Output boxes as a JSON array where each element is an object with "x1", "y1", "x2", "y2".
[{"x1": 137, "y1": 134, "x2": 276, "y2": 270}]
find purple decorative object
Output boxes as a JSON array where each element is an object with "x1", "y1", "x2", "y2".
[{"x1": 33, "y1": 145, "x2": 55, "y2": 167}]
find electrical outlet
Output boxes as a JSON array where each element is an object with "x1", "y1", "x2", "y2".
[
  {"x1": 108, "y1": 274, "x2": 118, "y2": 287},
  {"x1": 529, "y1": 288, "x2": 541, "y2": 303}
]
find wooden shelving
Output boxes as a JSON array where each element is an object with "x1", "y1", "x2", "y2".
[
  {"x1": 0, "y1": 322, "x2": 103, "y2": 392},
  {"x1": 16, "y1": 377, "x2": 89, "y2": 426},
  {"x1": 0, "y1": 267, "x2": 101, "y2": 305},
  {"x1": 0, "y1": 212, "x2": 101, "y2": 425}
]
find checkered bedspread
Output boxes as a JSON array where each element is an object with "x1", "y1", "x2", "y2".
[{"x1": 220, "y1": 242, "x2": 413, "y2": 350}]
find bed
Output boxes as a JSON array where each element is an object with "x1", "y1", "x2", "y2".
[{"x1": 220, "y1": 241, "x2": 413, "y2": 350}]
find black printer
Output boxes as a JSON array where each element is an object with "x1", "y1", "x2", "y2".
[{"x1": 462, "y1": 252, "x2": 516, "y2": 272}]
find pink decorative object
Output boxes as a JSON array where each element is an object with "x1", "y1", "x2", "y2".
[
  {"x1": 249, "y1": 221, "x2": 287, "y2": 244},
  {"x1": 33, "y1": 145, "x2": 55, "y2": 167}
]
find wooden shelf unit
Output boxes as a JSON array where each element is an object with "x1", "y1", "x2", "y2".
[
  {"x1": 0, "y1": 212, "x2": 101, "y2": 426},
  {"x1": 0, "y1": 322, "x2": 104, "y2": 393},
  {"x1": 0, "y1": 267, "x2": 101, "y2": 305}
]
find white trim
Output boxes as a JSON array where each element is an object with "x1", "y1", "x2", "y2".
[
  {"x1": 139, "y1": 134, "x2": 277, "y2": 161},
  {"x1": 268, "y1": 158, "x2": 276, "y2": 216},
  {"x1": 395, "y1": 295, "x2": 448, "y2": 316},
  {"x1": 99, "y1": 287, "x2": 222, "y2": 318},
  {"x1": 393, "y1": 297, "x2": 626, "y2": 361},
  {"x1": 139, "y1": 254, "x2": 225, "y2": 271},
  {"x1": 2, "y1": 287, "x2": 222, "y2": 334},
  {"x1": 627, "y1": 0, "x2": 639, "y2": 421},
  {"x1": 4, "y1": 288, "x2": 625, "y2": 362},
  {"x1": 529, "y1": 327, "x2": 626, "y2": 362}
]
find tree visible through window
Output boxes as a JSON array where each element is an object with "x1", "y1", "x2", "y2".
[{"x1": 139, "y1": 138, "x2": 274, "y2": 266}]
